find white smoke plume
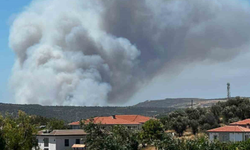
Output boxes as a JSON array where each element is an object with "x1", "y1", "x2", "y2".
[{"x1": 9, "y1": 0, "x2": 250, "y2": 106}]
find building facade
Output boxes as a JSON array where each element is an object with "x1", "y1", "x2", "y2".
[
  {"x1": 37, "y1": 130, "x2": 87, "y2": 150},
  {"x1": 37, "y1": 115, "x2": 151, "y2": 150},
  {"x1": 207, "y1": 126, "x2": 250, "y2": 142}
]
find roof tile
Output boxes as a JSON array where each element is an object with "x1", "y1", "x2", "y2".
[
  {"x1": 69, "y1": 121, "x2": 80, "y2": 126},
  {"x1": 69, "y1": 115, "x2": 151, "y2": 125},
  {"x1": 230, "y1": 119, "x2": 250, "y2": 125},
  {"x1": 207, "y1": 126, "x2": 250, "y2": 133},
  {"x1": 86, "y1": 116, "x2": 141, "y2": 125}
]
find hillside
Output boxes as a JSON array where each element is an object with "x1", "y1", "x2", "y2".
[
  {"x1": 0, "y1": 98, "x2": 228, "y2": 122},
  {"x1": 0, "y1": 103, "x2": 174, "y2": 122},
  {"x1": 134, "y1": 98, "x2": 227, "y2": 108}
]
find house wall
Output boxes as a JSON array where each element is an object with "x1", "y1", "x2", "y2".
[
  {"x1": 138, "y1": 124, "x2": 143, "y2": 130},
  {"x1": 123, "y1": 124, "x2": 140, "y2": 130},
  {"x1": 209, "y1": 133, "x2": 219, "y2": 141},
  {"x1": 229, "y1": 133, "x2": 243, "y2": 142},
  {"x1": 242, "y1": 132, "x2": 250, "y2": 141},
  {"x1": 70, "y1": 125, "x2": 81, "y2": 129},
  {"x1": 37, "y1": 135, "x2": 86, "y2": 150},
  {"x1": 209, "y1": 132, "x2": 250, "y2": 142},
  {"x1": 219, "y1": 133, "x2": 230, "y2": 142},
  {"x1": 37, "y1": 136, "x2": 56, "y2": 150},
  {"x1": 55, "y1": 136, "x2": 86, "y2": 150}
]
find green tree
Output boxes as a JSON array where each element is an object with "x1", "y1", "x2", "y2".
[
  {"x1": 189, "y1": 120, "x2": 199, "y2": 135},
  {"x1": 3, "y1": 111, "x2": 38, "y2": 150},
  {"x1": 47, "y1": 118, "x2": 66, "y2": 130},
  {"x1": 168, "y1": 110, "x2": 186, "y2": 118},
  {"x1": 219, "y1": 97, "x2": 250, "y2": 123},
  {"x1": 0, "y1": 130, "x2": 5, "y2": 150},
  {"x1": 199, "y1": 112, "x2": 219, "y2": 130},
  {"x1": 185, "y1": 108, "x2": 200, "y2": 120},
  {"x1": 222, "y1": 106, "x2": 236, "y2": 123},
  {"x1": 83, "y1": 121, "x2": 139, "y2": 150},
  {"x1": 210, "y1": 104, "x2": 221, "y2": 122},
  {"x1": 171, "y1": 116, "x2": 188, "y2": 137},
  {"x1": 30, "y1": 116, "x2": 50, "y2": 126},
  {"x1": 83, "y1": 121, "x2": 115, "y2": 150},
  {"x1": 139, "y1": 119, "x2": 164, "y2": 145},
  {"x1": 160, "y1": 116, "x2": 171, "y2": 130},
  {"x1": 111, "y1": 125, "x2": 139, "y2": 150},
  {"x1": 155, "y1": 133, "x2": 180, "y2": 150},
  {"x1": 0, "y1": 114, "x2": 6, "y2": 150}
]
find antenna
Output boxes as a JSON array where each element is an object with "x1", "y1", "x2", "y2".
[{"x1": 227, "y1": 83, "x2": 231, "y2": 100}]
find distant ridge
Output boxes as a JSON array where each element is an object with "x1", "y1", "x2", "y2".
[
  {"x1": 133, "y1": 98, "x2": 227, "y2": 108},
  {"x1": 0, "y1": 103, "x2": 173, "y2": 122},
  {"x1": 0, "y1": 98, "x2": 228, "y2": 122}
]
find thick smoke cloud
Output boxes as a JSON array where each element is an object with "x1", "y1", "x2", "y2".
[{"x1": 9, "y1": 0, "x2": 250, "y2": 105}]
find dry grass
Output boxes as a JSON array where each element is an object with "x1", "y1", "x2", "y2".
[
  {"x1": 142, "y1": 146, "x2": 156, "y2": 150},
  {"x1": 178, "y1": 132, "x2": 208, "y2": 140},
  {"x1": 141, "y1": 130, "x2": 208, "y2": 150}
]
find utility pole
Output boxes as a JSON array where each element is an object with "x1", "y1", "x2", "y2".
[
  {"x1": 227, "y1": 83, "x2": 231, "y2": 100},
  {"x1": 191, "y1": 99, "x2": 193, "y2": 108}
]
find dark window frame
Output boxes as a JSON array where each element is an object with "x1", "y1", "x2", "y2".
[
  {"x1": 76, "y1": 139, "x2": 80, "y2": 144},
  {"x1": 214, "y1": 135, "x2": 218, "y2": 140},
  {"x1": 245, "y1": 135, "x2": 250, "y2": 140},
  {"x1": 44, "y1": 138, "x2": 49, "y2": 147},
  {"x1": 65, "y1": 139, "x2": 69, "y2": 147}
]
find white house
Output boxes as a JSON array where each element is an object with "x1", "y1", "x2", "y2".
[
  {"x1": 207, "y1": 125, "x2": 250, "y2": 142},
  {"x1": 36, "y1": 130, "x2": 87, "y2": 150}
]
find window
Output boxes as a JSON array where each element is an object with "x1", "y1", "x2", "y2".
[
  {"x1": 44, "y1": 149, "x2": 49, "y2": 150},
  {"x1": 76, "y1": 139, "x2": 80, "y2": 144},
  {"x1": 213, "y1": 135, "x2": 218, "y2": 140},
  {"x1": 245, "y1": 135, "x2": 250, "y2": 140},
  {"x1": 65, "y1": 139, "x2": 69, "y2": 147},
  {"x1": 44, "y1": 138, "x2": 49, "y2": 147},
  {"x1": 220, "y1": 133, "x2": 229, "y2": 142}
]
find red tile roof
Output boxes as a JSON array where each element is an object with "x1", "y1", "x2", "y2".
[
  {"x1": 86, "y1": 116, "x2": 141, "y2": 125},
  {"x1": 115, "y1": 115, "x2": 151, "y2": 123},
  {"x1": 69, "y1": 121, "x2": 80, "y2": 126},
  {"x1": 69, "y1": 115, "x2": 151, "y2": 126},
  {"x1": 230, "y1": 119, "x2": 250, "y2": 125},
  {"x1": 207, "y1": 126, "x2": 250, "y2": 133}
]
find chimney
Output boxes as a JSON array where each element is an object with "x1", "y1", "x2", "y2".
[
  {"x1": 112, "y1": 115, "x2": 116, "y2": 119},
  {"x1": 43, "y1": 129, "x2": 52, "y2": 133}
]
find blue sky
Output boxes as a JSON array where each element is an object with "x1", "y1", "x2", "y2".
[{"x1": 0, "y1": 0, "x2": 31, "y2": 103}]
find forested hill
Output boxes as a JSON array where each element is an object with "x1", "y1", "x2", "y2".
[
  {"x1": 0, "y1": 103, "x2": 174, "y2": 122},
  {"x1": 134, "y1": 98, "x2": 227, "y2": 108},
  {"x1": 0, "y1": 98, "x2": 229, "y2": 122}
]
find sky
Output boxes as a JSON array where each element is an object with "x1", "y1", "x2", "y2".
[
  {"x1": 128, "y1": 53, "x2": 250, "y2": 105},
  {"x1": 0, "y1": 0, "x2": 32, "y2": 103},
  {"x1": 1, "y1": 0, "x2": 250, "y2": 106}
]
